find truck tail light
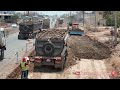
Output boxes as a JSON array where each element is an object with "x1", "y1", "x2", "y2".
[
  {"x1": 34, "y1": 57, "x2": 42, "y2": 63},
  {"x1": 55, "y1": 57, "x2": 61, "y2": 64}
]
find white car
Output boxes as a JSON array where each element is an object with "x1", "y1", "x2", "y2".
[{"x1": 11, "y1": 24, "x2": 17, "y2": 28}]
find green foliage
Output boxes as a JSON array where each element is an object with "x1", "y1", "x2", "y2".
[
  {"x1": 103, "y1": 11, "x2": 113, "y2": 19},
  {"x1": 11, "y1": 14, "x2": 18, "y2": 23},
  {"x1": 106, "y1": 14, "x2": 114, "y2": 26},
  {"x1": 11, "y1": 14, "x2": 18, "y2": 20},
  {"x1": 69, "y1": 15, "x2": 74, "y2": 21},
  {"x1": 104, "y1": 11, "x2": 120, "y2": 27}
]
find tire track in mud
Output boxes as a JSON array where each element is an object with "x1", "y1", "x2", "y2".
[
  {"x1": 40, "y1": 73, "x2": 57, "y2": 79},
  {"x1": 79, "y1": 59, "x2": 97, "y2": 79},
  {"x1": 94, "y1": 60, "x2": 110, "y2": 79}
]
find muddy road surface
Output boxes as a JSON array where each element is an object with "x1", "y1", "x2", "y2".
[{"x1": 19, "y1": 35, "x2": 112, "y2": 79}]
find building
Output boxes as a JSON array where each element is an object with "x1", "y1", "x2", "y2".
[
  {"x1": 0, "y1": 11, "x2": 16, "y2": 23},
  {"x1": 96, "y1": 11, "x2": 106, "y2": 26},
  {"x1": 0, "y1": 11, "x2": 15, "y2": 14}
]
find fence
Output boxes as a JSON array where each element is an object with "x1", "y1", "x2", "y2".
[{"x1": 14, "y1": 39, "x2": 34, "y2": 64}]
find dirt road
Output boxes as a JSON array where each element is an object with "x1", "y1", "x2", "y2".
[
  {"x1": 5, "y1": 27, "x2": 19, "y2": 37},
  {"x1": 26, "y1": 35, "x2": 112, "y2": 79},
  {"x1": 27, "y1": 59, "x2": 110, "y2": 79}
]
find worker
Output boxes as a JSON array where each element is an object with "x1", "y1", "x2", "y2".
[
  {"x1": 25, "y1": 57, "x2": 30, "y2": 79},
  {"x1": 20, "y1": 57, "x2": 28, "y2": 79}
]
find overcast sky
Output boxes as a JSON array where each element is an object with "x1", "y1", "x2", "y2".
[
  {"x1": 36, "y1": 11, "x2": 92, "y2": 16},
  {"x1": 16, "y1": 11, "x2": 92, "y2": 16},
  {"x1": 38, "y1": 11, "x2": 70, "y2": 16},
  {"x1": 16, "y1": 11, "x2": 70, "y2": 16}
]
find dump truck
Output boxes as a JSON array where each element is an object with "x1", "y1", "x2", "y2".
[
  {"x1": 57, "y1": 18, "x2": 64, "y2": 25},
  {"x1": 68, "y1": 23, "x2": 84, "y2": 36},
  {"x1": 18, "y1": 16, "x2": 42, "y2": 39},
  {"x1": 0, "y1": 28, "x2": 6, "y2": 60},
  {"x1": 55, "y1": 18, "x2": 64, "y2": 28},
  {"x1": 34, "y1": 29, "x2": 68, "y2": 70},
  {"x1": 42, "y1": 18, "x2": 50, "y2": 29}
]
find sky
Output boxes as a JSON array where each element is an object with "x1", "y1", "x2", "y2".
[
  {"x1": 16, "y1": 11, "x2": 75, "y2": 16},
  {"x1": 37, "y1": 11, "x2": 92, "y2": 16},
  {"x1": 16, "y1": 11, "x2": 92, "y2": 16},
  {"x1": 36, "y1": 11, "x2": 70, "y2": 16}
]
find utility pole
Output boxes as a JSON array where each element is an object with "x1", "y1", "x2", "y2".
[
  {"x1": 27, "y1": 11, "x2": 29, "y2": 16},
  {"x1": 114, "y1": 11, "x2": 117, "y2": 46},
  {"x1": 69, "y1": 11, "x2": 71, "y2": 23},
  {"x1": 83, "y1": 11, "x2": 85, "y2": 26},
  {"x1": 90, "y1": 12, "x2": 91, "y2": 26},
  {"x1": 95, "y1": 11, "x2": 97, "y2": 28}
]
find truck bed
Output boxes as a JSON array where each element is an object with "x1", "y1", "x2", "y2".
[{"x1": 36, "y1": 29, "x2": 68, "y2": 40}]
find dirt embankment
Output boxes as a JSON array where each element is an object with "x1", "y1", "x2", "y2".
[
  {"x1": 85, "y1": 27, "x2": 120, "y2": 79},
  {"x1": 68, "y1": 35, "x2": 111, "y2": 60},
  {"x1": 105, "y1": 42, "x2": 120, "y2": 79}
]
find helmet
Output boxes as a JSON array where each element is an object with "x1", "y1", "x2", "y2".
[
  {"x1": 25, "y1": 57, "x2": 29, "y2": 61},
  {"x1": 22, "y1": 57, "x2": 26, "y2": 62}
]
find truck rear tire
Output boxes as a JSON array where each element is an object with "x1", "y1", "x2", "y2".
[
  {"x1": 18, "y1": 35, "x2": 21, "y2": 39},
  {"x1": 0, "y1": 49, "x2": 4, "y2": 60},
  {"x1": 18, "y1": 34, "x2": 24, "y2": 40}
]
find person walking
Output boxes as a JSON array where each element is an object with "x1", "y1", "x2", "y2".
[
  {"x1": 20, "y1": 57, "x2": 28, "y2": 79},
  {"x1": 25, "y1": 57, "x2": 30, "y2": 79}
]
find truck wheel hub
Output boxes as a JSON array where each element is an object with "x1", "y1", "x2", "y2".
[{"x1": 45, "y1": 45, "x2": 52, "y2": 52}]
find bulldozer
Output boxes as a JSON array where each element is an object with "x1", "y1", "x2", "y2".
[{"x1": 68, "y1": 22, "x2": 84, "y2": 36}]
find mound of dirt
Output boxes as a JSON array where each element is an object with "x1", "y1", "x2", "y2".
[{"x1": 67, "y1": 35, "x2": 111, "y2": 60}]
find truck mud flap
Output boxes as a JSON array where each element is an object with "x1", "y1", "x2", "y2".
[{"x1": 55, "y1": 57, "x2": 65, "y2": 71}]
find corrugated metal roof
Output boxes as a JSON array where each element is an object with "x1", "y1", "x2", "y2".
[{"x1": 0, "y1": 14, "x2": 14, "y2": 16}]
